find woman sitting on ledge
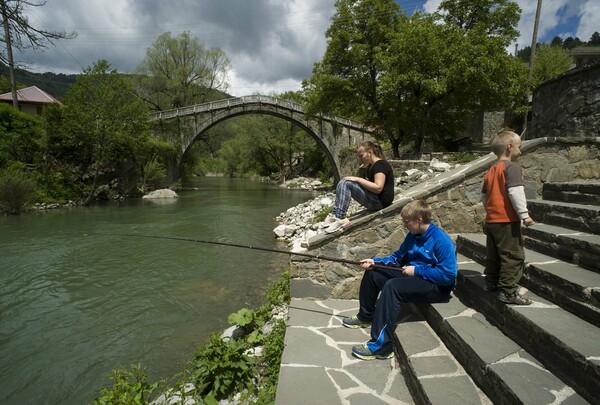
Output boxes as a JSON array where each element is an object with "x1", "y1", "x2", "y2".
[{"x1": 325, "y1": 141, "x2": 395, "y2": 233}]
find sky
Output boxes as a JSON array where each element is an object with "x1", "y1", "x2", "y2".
[{"x1": 12, "y1": 0, "x2": 599, "y2": 97}]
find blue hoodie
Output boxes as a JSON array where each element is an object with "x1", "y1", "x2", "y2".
[{"x1": 373, "y1": 222, "x2": 457, "y2": 286}]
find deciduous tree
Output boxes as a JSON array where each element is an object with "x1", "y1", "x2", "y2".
[
  {"x1": 303, "y1": 0, "x2": 404, "y2": 155},
  {"x1": 135, "y1": 31, "x2": 231, "y2": 111},
  {"x1": 61, "y1": 60, "x2": 151, "y2": 204},
  {"x1": 530, "y1": 44, "x2": 572, "y2": 89}
]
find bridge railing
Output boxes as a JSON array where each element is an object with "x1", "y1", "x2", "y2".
[{"x1": 148, "y1": 96, "x2": 367, "y2": 130}]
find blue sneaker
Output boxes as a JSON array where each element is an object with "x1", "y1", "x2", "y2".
[
  {"x1": 342, "y1": 315, "x2": 371, "y2": 329},
  {"x1": 352, "y1": 343, "x2": 393, "y2": 360}
]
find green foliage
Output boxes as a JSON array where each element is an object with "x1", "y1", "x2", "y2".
[
  {"x1": 61, "y1": 59, "x2": 151, "y2": 203},
  {"x1": 304, "y1": 0, "x2": 527, "y2": 155},
  {"x1": 140, "y1": 156, "x2": 167, "y2": 192},
  {"x1": 202, "y1": 114, "x2": 330, "y2": 181},
  {"x1": 254, "y1": 319, "x2": 286, "y2": 404},
  {"x1": 313, "y1": 206, "x2": 333, "y2": 223},
  {"x1": 0, "y1": 167, "x2": 36, "y2": 214},
  {"x1": 93, "y1": 364, "x2": 159, "y2": 405},
  {"x1": 447, "y1": 152, "x2": 478, "y2": 164},
  {"x1": 135, "y1": 31, "x2": 231, "y2": 111},
  {"x1": 33, "y1": 168, "x2": 81, "y2": 202},
  {"x1": 265, "y1": 268, "x2": 291, "y2": 309},
  {"x1": 531, "y1": 45, "x2": 572, "y2": 89},
  {"x1": 0, "y1": 103, "x2": 44, "y2": 168},
  {"x1": 192, "y1": 334, "x2": 256, "y2": 400},
  {"x1": 228, "y1": 308, "x2": 256, "y2": 329}
]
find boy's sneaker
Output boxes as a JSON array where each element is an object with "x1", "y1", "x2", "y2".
[
  {"x1": 352, "y1": 343, "x2": 393, "y2": 360},
  {"x1": 342, "y1": 315, "x2": 371, "y2": 329},
  {"x1": 484, "y1": 280, "x2": 498, "y2": 292},
  {"x1": 325, "y1": 217, "x2": 350, "y2": 233},
  {"x1": 497, "y1": 290, "x2": 532, "y2": 305}
]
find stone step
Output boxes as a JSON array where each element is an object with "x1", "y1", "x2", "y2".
[
  {"x1": 411, "y1": 295, "x2": 588, "y2": 405},
  {"x1": 392, "y1": 305, "x2": 492, "y2": 405},
  {"x1": 542, "y1": 182, "x2": 600, "y2": 205},
  {"x1": 457, "y1": 233, "x2": 600, "y2": 327},
  {"x1": 522, "y1": 222, "x2": 600, "y2": 274},
  {"x1": 453, "y1": 254, "x2": 600, "y2": 404},
  {"x1": 527, "y1": 199, "x2": 600, "y2": 235}
]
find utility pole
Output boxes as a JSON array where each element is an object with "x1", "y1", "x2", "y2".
[
  {"x1": 1, "y1": 0, "x2": 18, "y2": 109},
  {"x1": 523, "y1": 0, "x2": 543, "y2": 137}
]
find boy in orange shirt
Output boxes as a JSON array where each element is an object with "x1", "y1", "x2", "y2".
[{"x1": 481, "y1": 130, "x2": 534, "y2": 305}]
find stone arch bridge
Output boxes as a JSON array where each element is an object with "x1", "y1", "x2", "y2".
[{"x1": 149, "y1": 95, "x2": 374, "y2": 183}]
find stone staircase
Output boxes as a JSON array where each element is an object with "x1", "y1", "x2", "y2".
[{"x1": 394, "y1": 181, "x2": 600, "y2": 405}]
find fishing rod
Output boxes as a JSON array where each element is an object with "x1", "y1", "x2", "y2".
[{"x1": 117, "y1": 233, "x2": 404, "y2": 272}]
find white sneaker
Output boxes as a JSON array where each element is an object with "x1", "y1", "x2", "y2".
[
  {"x1": 325, "y1": 218, "x2": 350, "y2": 233},
  {"x1": 323, "y1": 214, "x2": 337, "y2": 224}
]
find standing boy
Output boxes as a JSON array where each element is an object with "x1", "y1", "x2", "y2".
[
  {"x1": 343, "y1": 200, "x2": 457, "y2": 360},
  {"x1": 481, "y1": 130, "x2": 534, "y2": 305}
]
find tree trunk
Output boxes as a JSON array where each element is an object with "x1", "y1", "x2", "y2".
[{"x1": 1, "y1": 0, "x2": 19, "y2": 109}]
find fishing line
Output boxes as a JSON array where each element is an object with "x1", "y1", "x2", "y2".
[{"x1": 115, "y1": 233, "x2": 404, "y2": 272}]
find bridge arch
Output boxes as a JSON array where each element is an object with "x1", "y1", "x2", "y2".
[{"x1": 150, "y1": 96, "x2": 372, "y2": 184}]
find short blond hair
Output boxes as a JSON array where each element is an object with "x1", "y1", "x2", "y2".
[
  {"x1": 401, "y1": 200, "x2": 431, "y2": 223},
  {"x1": 491, "y1": 130, "x2": 520, "y2": 156}
]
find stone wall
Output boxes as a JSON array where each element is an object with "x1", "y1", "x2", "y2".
[
  {"x1": 529, "y1": 64, "x2": 600, "y2": 138},
  {"x1": 290, "y1": 137, "x2": 600, "y2": 300}
]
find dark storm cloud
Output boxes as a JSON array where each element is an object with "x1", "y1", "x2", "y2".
[{"x1": 16, "y1": 0, "x2": 335, "y2": 93}]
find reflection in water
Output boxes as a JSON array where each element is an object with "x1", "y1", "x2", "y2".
[{"x1": 0, "y1": 177, "x2": 315, "y2": 405}]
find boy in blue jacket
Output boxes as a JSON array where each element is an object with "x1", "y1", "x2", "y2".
[{"x1": 343, "y1": 199, "x2": 457, "y2": 360}]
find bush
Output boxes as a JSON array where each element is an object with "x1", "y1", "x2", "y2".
[
  {"x1": 141, "y1": 157, "x2": 166, "y2": 191},
  {"x1": 447, "y1": 152, "x2": 478, "y2": 164},
  {"x1": 255, "y1": 319, "x2": 286, "y2": 404},
  {"x1": 93, "y1": 364, "x2": 159, "y2": 405},
  {"x1": 192, "y1": 334, "x2": 256, "y2": 400},
  {"x1": 0, "y1": 169, "x2": 36, "y2": 214}
]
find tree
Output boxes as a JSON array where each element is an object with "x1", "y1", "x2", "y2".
[
  {"x1": 61, "y1": 60, "x2": 151, "y2": 204},
  {"x1": 550, "y1": 36, "x2": 563, "y2": 47},
  {"x1": 303, "y1": 0, "x2": 404, "y2": 155},
  {"x1": 0, "y1": 0, "x2": 75, "y2": 108},
  {"x1": 588, "y1": 31, "x2": 600, "y2": 46},
  {"x1": 563, "y1": 36, "x2": 583, "y2": 50},
  {"x1": 305, "y1": 0, "x2": 526, "y2": 155},
  {"x1": 0, "y1": 102, "x2": 42, "y2": 167},
  {"x1": 530, "y1": 45, "x2": 572, "y2": 89},
  {"x1": 135, "y1": 31, "x2": 231, "y2": 111}
]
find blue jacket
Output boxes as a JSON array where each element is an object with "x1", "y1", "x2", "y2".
[{"x1": 373, "y1": 223, "x2": 457, "y2": 286}]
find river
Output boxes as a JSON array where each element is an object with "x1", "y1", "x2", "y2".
[{"x1": 0, "y1": 177, "x2": 317, "y2": 405}]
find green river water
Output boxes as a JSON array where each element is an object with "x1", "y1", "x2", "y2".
[{"x1": 0, "y1": 177, "x2": 317, "y2": 405}]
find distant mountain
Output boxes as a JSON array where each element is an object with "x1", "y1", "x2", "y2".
[
  {"x1": 0, "y1": 63, "x2": 77, "y2": 101},
  {"x1": 1, "y1": 64, "x2": 233, "y2": 105}
]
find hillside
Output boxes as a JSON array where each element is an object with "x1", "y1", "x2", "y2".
[
  {"x1": 1, "y1": 64, "x2": 232, "y2": 105},
  {"x1": 0, "y1": 64, "x2": 77, "y2": 101}
]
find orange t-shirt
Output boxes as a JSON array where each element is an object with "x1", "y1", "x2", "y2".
[{"x1": 482, "y1": 160, "x2": 523, "y2": 223}]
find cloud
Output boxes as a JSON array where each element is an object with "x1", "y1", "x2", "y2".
[
  {"x1": 577, "y1": 0, "x2": 600, "y2": 41},
  {"x1": 17, "y1": 0, "x2": 335, "y2": 95},
  {"x1": 15, "y1": 0, "x2": 595, "y2": 97}
]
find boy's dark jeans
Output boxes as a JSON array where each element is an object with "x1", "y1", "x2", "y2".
[
  {"x1": 358, "y1": 268, "x2": 453, "y2": 355},
  {"x1": 483, "y1": 222, "x2": 525, "y2": 295}
]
